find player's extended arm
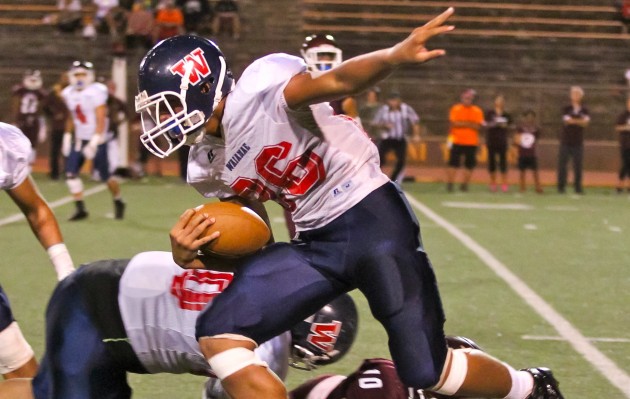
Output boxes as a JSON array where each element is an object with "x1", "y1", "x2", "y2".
[
  {"x1": 284, "y1": 8, "x2": 454, "y2": 110},
  {"x1": 7, "y1": 177, "x2": 74, "y2": 279}
]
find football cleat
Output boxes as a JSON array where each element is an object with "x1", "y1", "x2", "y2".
[
  {"x1": 68, "y1": 209, "x2": 89, "y2": 221},
  {"x1": 114, "y1": 200, "x2": 126, "y2": 220},
  {"x1": 523, "y1": 367, "x2": 564, "y2": 399}
]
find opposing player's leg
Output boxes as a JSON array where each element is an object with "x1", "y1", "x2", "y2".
[
  {"x1": 65, "y1": 144, "x2": 88, "y2": 221},
  {"x1": 196, "y1": 243, "x2": 346, "y2": 399}
]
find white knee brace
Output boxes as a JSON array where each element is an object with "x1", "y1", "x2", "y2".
[{"x1": 0, "y1": 322, "x2": 34, "y2": 375}]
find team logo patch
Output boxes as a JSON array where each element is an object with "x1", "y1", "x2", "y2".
[
  {"x1": 306, "y1": 320, "x2": 342, "y2": 352},
  {"x1": 169, "y1": 48, "x2": 211, "y2": 85}
]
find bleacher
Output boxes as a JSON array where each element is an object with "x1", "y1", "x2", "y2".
[{"x1": 1, "y1": 1, "x2": 629, "y2": 141}]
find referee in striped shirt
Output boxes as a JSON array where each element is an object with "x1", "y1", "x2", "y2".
[{"x1": 371, "y1": 91, "x2": 421, "y2": 182}]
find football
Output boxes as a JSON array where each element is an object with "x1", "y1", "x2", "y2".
[{"x1": 194, "y1": 201, "x2": 271, "y2": 257}]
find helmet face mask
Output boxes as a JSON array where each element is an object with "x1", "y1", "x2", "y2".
[
  {"x1": 135, "y1": 35, "x2": 234, "y2": 158},
  {"x1": 289, "y1": 293, "x2": 358, "y2": 370},
  {"x1": 301, "y1": 34, "x2": 343, "y2": 72},
  {"x1": 69, "y1": 61, "x2": 94, "y2": 90}
]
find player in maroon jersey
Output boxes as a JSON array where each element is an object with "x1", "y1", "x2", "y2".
[{"x1": 11, "y1": 70, "x2": 48, "y2": 163}]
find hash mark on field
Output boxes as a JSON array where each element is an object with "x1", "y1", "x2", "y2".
[
  {"x1": 522, "y1": 335, "x2": 630, "y2": 344},
  {"x1": 406, "y1": 192, "x2": 630, "y2": 398},
  {"x1": 442, "y1": 201, "x2": 532, "y2": 210},
  {"x1": 0, "y1": 185, "x2": 108, "y2": 227}
]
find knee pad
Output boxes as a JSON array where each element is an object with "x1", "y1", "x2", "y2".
[
  {"x1": 208, "y1": 347, "x2": 269, "y2": 380},
  {"x1": 0, "y1": 322, "x2": 34, "y2": 375},
  {"x1": 431, "y1": 348, "x2": 471, "y2": 396},
  {"x1": 66, "y1": 177, "x2": 83, "y2": 195}
]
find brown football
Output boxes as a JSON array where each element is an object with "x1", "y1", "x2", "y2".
[{"x1": 194, "y1": 202, "x2": 271, "y2": 257}]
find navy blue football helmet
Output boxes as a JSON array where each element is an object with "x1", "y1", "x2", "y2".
[
  {"x1": 289, "y1": 293, "x2": 359, "y2": 370},
  {"x1": 135, "y1": 35, "x2": 234, "y2": 158}
]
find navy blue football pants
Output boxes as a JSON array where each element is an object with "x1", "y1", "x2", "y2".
[
  {"x1": 196, "y1": 182, "x2": 448, "y2": 388},
  {"x1": 32, "y1": 270, "x2": 131, "y2": 399}
]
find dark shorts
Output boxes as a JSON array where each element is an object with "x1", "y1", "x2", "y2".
[
  {"x1": 196, "y1": 182, "x2": 447, "y2": 388},
  {"x1": 65, "y1": 139, "x2": 110, "y2": 180},
  {"x1": 448, "y1": 144, "x2": 477, "y2": 169},
  {"x1": 518, "y1": 156, "x2": 538, "y2": 171}
]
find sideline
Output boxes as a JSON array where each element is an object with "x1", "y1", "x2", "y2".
[
  {"x1": 0, "y1": 184, "x2": 108, "y2": 227},
  {"x1": 404, "y1": 192, "x2": 630, "y2": 398}
]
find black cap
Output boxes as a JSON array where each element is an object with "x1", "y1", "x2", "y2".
[{"x1": 387, "y1": 90, "x2": 401, "y2": 99}]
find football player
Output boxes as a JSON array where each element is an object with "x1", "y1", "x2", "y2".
[
  {"x1": 61, "y1": 61, "x2": 125, "y2": 221},
  {"x1": 11, "y1": 69, "x2": 47, "y2": 165},
  {"x1": 289, "y1": 336, "x2": 481, "y2": 399},
  {"x1": 0, "y1": 251, "x2": 355, "y2": 399},
  {"x1": 0, "y1": 123, "x2": 75, "y2": 380},
  {"x1": 136, "y1": 7, "x2": 563, "y2": 399}
]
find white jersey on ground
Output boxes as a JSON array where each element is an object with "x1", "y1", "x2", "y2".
[
  {"x1": 187, "y1": 54, "x2": 389, "y2": 232},
  {"x1": 61, "y1": 82, "x2": 109, "y2": 140},
  {"x1": 118, "y1": 251, "x2": 290, "y2": 377},
  {"x1": 0, "y1": 122, "x2": 31, "y2": 190}
]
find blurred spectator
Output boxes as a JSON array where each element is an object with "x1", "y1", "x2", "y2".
[
  {"x1": 105, "y1": 4, "x2": 129, "y2": 55},
  {"x1": 126, "y1": 1, "x2": 155, "y2": 50},
  {"x1": 484, "y1": 94, "x2": 513, "y2": 192},
  {"x1": 153, "y1": 0, "x2": 185, "y2": 43},
  {"x1": 359, "y1": 86, "x2": 383, "y2": 142},
  {"x1": 557, "y1": 86, "x2": 589, "y2": 194},
  {"x1": 51, "y1": 0, "x2": 83, "y2": 33},
  {"x1": 177, "y1": 0, "x2": 212, "y2": 34},
  {"x1": 371, "y1": 91, "x2": 421, "y2": 183},
  {"x1": 514, "y1": 109, "x2": 543, "y2": 194},
  {"x1": 42, "y1": 75, "x2": 71, "y2": 180},
  {"x1": 212, "y1": 0, "x2": 241, "y2": 39},
  {"x1": 616, "y1": 0, "x2": 630, "y2": 33},
  {"x1": 93, "y1": 0, "x2": 119, "y2": 33},
  {"x1": 614, "y1": 97, "x2": 630, "y2": 193},
  {"x1": 446, "y1": 88, "x2": 484, "y2": 192},
  {"x1": 11, "y1": 70, "x2": 48, "y2": 168}
]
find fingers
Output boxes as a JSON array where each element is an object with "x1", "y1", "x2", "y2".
[{"x1": 423, "y1": 7, "x2": 455, "y2": 29}]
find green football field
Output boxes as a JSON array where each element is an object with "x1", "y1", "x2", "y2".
[{"x1": 1, "y1": 175, "x2": 629, "y2": 398}]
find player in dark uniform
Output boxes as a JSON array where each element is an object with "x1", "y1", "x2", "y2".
[
  {"x1": 289, "y1": 336, "x2": 556, "y2": 399},
  {"x1": 42, "y1": 80, "x2": 70, "y2": 180},
  {"x1": 11, "y1": 70, "x2": 48, "y2": 162},
  {"x1": 614, "y1": 97, "x2": 630, "y2": 193},
  {"x1": 484, "y1": 94, "x2": 513, "y2": 193}
]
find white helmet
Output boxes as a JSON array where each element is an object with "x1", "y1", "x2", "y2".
[{"x1": 68, "y1": 61, "x2": 95, "y2": 90}]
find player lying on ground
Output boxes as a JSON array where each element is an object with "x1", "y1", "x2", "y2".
[
  {"x1": 0, "y1": 251, "x2": 358, "y2": 399},
  {"x1": 137, "y1": 7, "x2": 563, "y2": 399}
]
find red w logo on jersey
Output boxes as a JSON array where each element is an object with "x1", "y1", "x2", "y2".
[
  {"x1": 307, "y1": 321, "x2": 342, "y2": 352},
  {"x1": 169, "y1": 48, "x2": 211, "y2": 85},
  {"x1": 170, "y1": 270, "x2": 233, "y2": 311}
]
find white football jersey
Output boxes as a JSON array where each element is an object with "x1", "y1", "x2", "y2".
[
  {"x1": 0, "y1": 122, "x2": 31, "y2": 190},
  {"x1": 188, "y1": 54, "x2": 389, "y2": 231},
  {"x1": 61, "y1": 82, "x2": 109, "y2": 140},
  {"x1": 119, "y1": 251, "x2": 234, "y2": 375}
]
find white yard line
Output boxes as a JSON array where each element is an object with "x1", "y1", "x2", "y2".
[
  {"x1": 0, "y1": 185, "x2": 108, "y2": 227},
  {"x1": 405, "y1": 193, "x2": 630, "y2": 398}
]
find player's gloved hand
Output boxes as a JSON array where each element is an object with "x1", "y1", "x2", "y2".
[
  {"x1": 82, "y1": 134, "x2": 104, "y2": 160},
  {"x1": 61, "y1": 132, "x2": 72, "y2": 157}
]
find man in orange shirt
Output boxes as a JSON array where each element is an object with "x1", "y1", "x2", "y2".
[
  {"x1": 446, "y1": 88, "x2": 484, "y2": 192},
  {"x1": 153, "y1": 0, "x2": 185, "y2": 44}
]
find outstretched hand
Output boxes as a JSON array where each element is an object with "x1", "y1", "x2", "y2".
[
  {"x1": 170, "y1": 208, "x2": 219, "y2": 269},
  {"x1": 387, "y1": 7, "x2": 455, "y2": 66}
]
